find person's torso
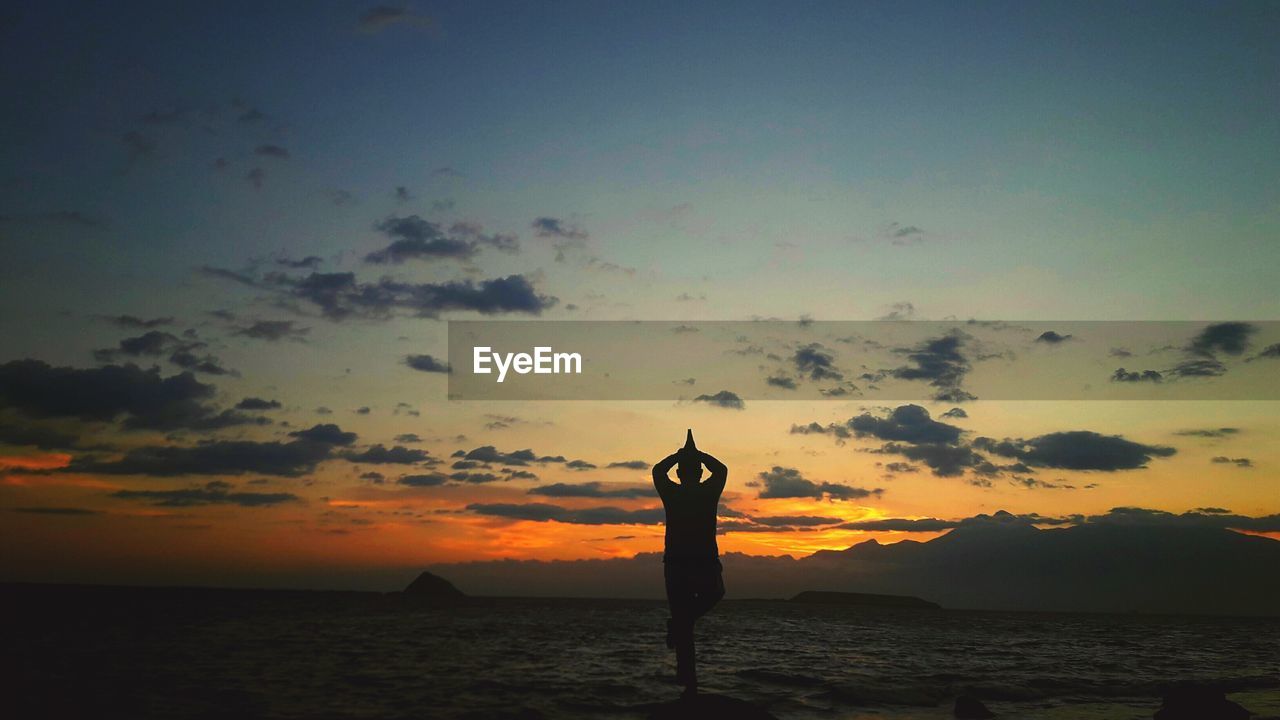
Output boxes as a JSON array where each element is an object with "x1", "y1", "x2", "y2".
[{"x1": 660, "y1": 484, "x2": 721, "y2": 560}]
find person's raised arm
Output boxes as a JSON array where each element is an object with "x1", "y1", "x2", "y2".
[
  {"x1": 652, "y1": 452, "x2": 680, "y2": 494},
  {"x1": 699, "y1": 450, "x2": 727, "y2": 495}
]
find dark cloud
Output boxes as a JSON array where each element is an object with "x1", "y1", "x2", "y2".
[
  {"x1": 792, "y1": 344, "x2": 843, "y2": 381},
  {"x1": 0, "y1": 360, "x2": 255, "y2": 431},
  {"x1": 341, "y1": 444, "x2": 430, "y2": 464},
  {"x1": 789, "y1": 421, "x2": 851, "y2": 439},
  {"x1": 167, "y1": 350, "x2": 235, "y2": 376},
  {"x1": 531, "y1": 217, "x2": 588, "y2": 241},
  {"x1": 113, "y1": 480, "x2": 298, "y2": 507},
  {"x1": 0, "y1": 421, "x2": 82, "y2": 450},
  {"x1": 606, "y1": 460, "x2": 648, "y2": 470},
  {"x1": 394, "y1": 186, "x2": 413, "y2": 203},
  {"x1": 357, "y1": 5, "x2": 432, "y2": 32},
  {"x1": 254, "y1": 144, "x2": 290, "y2": 160},
  {"x1": 1188, "y1": 322, "x2": 1255, "y2": 358},
  {"x1": 565, "y1": 459, "x2": 597, "y2": 471},
  {"x1": 889, "y1": 332, "x2": 973, "y2": 402},
  {"x1": 359, "y1": 471, "x2": 385, "y2": 483},
  {"x1": 1168, "y1": 358, "x2": 1227, "y2": 378},
  {"x1": 395, "y1": 433, "x2": 423, "y2": 443},
  {"x1": 1111, "y1": 368, "x2": 1163, "y2": 383},
  {"x1": 766, "y1": 375, "x2": 797, "y2": 390},
  {"x1": 232, "y1": 320, "x2": 310, "y2": 342},
  {"x1": 875, "y1": 442, "x2": 987, "y2": 477},
  {"x1": 366, "y1": 215, "x2": 477, "y2": 263},
  {"x1": 1035, "y1": 331, "x2": 1073, "y2": 344},
  {"x1": 220, "y1": 270, "x2": 557, "y2": 321},
  {"x1": 11, "y1": 506, "x2": 103, "y2": 516},
  {"x1": 848, "y1": 405, "x2": 963, "y2": 445},
  {"x1": 399, "y1": 473, "x2": 448, "y2": 487},
  {"x1": 756, "y1": 466, "x2": 882, "y2": 501},
  {"x1": 467, "y1": 502, "x2": 664, "y2": 525},
  {"x1": 277, "y1": 256, "x2": 322, "y2": 270},
  {"x1": 449, "y1": 471, "x2": 502, "y2": 483},
  {"x1": 1250, "y1": 343, "x2": 1280, "y2": 361},
  {"x1": 972, "y1": 431, "x2": 1175, "y2": 471},
  {"x1": 100, "y1": 315, "x2": 174, "y2": 329},
  {"x1": 940, "y1": 407, "x2": 967, "y2": 419},
  {"x1": 235, "y1": 397, "x2": 281, "y2": 411},
  {"x1": 70, "y1": 437, "x2": 339, "y2": 477},
  {"x1": 528, "y1": 482, "x2": 651, "y2": 499},
  {"x1": 405, "y1": 354, "x2": 450, "y2": 373},
  {"x1": 462, "y1": 446, "x2": 564, "y2": 466},
  {"x1": 1174, "y1": 427, "x2": 1240, "y2": 438},
  {"x1": 1211, "y1": 456, "x2": 1253, "y2": 468},
  {"x1": 750, "y1": 515, "x2": 841, "y2": 527},
  {"x1": 693, "y1": 390, "x2": 745, "y2": 410},
  {"x1": 287, "y1": 423, "x2": 358, "y2": 446}
]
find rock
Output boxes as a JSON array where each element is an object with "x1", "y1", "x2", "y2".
[
  {"x1": 1154, "y1": 684, "x2": 1250, "y2": 720},
  {"x1": 403, "y1": 571, "x2": 466, "y2": 600},
  {"x1": 647, "y1": 693, "x2": 778, "y2": 720},
  {"x1": 954, "y1": 694, "x2": 995, "y2": 719}
]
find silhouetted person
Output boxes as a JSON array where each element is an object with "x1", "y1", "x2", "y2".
[{"x1": 653, "y1": 429, "x2": 727, "y2": 695}]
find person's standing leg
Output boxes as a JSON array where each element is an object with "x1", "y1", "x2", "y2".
[{"x1": 664, "y1": 563, "x2": 697, "y2": 690}]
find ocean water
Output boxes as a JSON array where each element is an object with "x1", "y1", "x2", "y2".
[{"x1": 7, "y1": 587, "x2": 1280, "y2": 719}]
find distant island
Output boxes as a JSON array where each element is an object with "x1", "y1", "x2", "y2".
[
  {"x1": 402, "y1": 571, "x2": 466, "y2": 601},
  {"x1": 790, "y1": 590, "x2": 940, "y2": 609}
]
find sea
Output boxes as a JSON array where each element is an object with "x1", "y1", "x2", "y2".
[{"x1": 6, "y1": 585, "x2": 1279, "y2": 719}]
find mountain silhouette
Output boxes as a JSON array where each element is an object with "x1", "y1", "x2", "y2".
[{"x1": 429, "y1": 516, "x2": 1280, "y2": 616}]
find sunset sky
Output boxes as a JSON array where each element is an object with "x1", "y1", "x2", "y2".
[{"x1": 2, "y1": 1, "x2": 1277, "y2": 590}]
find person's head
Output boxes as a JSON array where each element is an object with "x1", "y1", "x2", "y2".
[{"x1": 675, "y1": 429, "x2": 702, "y2": 485}]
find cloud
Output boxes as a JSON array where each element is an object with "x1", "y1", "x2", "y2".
[
  {"x1": 462, "y1": 446, "x2": 565, "y2": 466},
  {"x1": 405, "y1": 354, "x2": 450, "y2": 373},
  {"x1": 531, "y1": 217, "x2": 588, "y2": 241},
  {"x1": 1174, "y1": 427, "x2": 1240, "y2": 438},
  {"x1": 254, "y1": 144, "x2": 290, "y2": 160},
  {"x1": 1168, "y1": 358, "x2": 1226, "y2": 378},
  {"x1": 466, "y1": 502, "x2": 664, "y2": 525},
  {"x1": 0, "y1": 421, "x2": 82, "y2": 450},
  {"x1": 889, "y1": 332, "x2": 973, "y2": 402},
  {"x1": 341, "y1": 445, "x2": 431, "y2": 464},
  {"x1": 99, "y1": 315, "x2": 174, "y2": 329},
  {"x1": 565, "y1": 460, "x2": 597, "y2": 470},
  {"x1": 68, "y1": 437, "x2": 341, "y2": 477},
  {"x1": 750, "y1": 515, "x2": 841, "y2": 527},
  {"x1": 837, "y1": 516, "x2": 959, "y2": 532},
  {"x1": 756, "y1": 466, "x2": 882, "y2": 501},
  {"x1": 972, "y1": 431, "x2": 1175, "y2": 471},
  {"x1": 399, "y1": 473, "x2": 448, "y2": 487},
  {"x1": 216, "y1": 270, "x2": 557, "y2": 320},
  {"x1": 848, "y1": 405, "x2": 963, "y2": 445},
  {"x1": 366, "y1": 216, "x2": 481, "y2": 264},
  {"x1": 235, "y1": 397, "x2": 281, "y2": 411},
  {"x1": 288, "y1": 423, "x2": 358, "y2": 446},
  {"x1": 1112, "y1": 368, "x2": 1163, "y2": 383},
  {"x1": 0, "y1": 360, "x2": 256, "y2": 431},
  {"x1": 940, "y1": 407, "x2": 967, "y2": 419},
  {"x1": 792, "y1": 344, "x2": 843, "y2": 381},
  {"x1": 875, "y1": 442, "x2": 988, "y2": 477},
  {"x1": 693, "y1": 390, "x2": 745, "y2": 410},
  {"x1": 1035, "y1": 331, "x2": 1073, "y2": 344},
  {"x1": 232, "y1": 320, "x2": 309, "y2": 342},
  {"x1": 606, "y1": 460, "x2": 648, "y2": 470},
  {"x1": 1211, "y1": 456, "x2": 1253, "y2": 468},
  {"x1": 112, "y1": 480, "x2": 298, "y2": 507},
  {"x1": 1188, "y1": 322, "x2": 1255, "y2": 358},
  {"x1": 11, "y1": 506, "x2": 103, "y2": 516},
  {"x1": 357, "y1": 5, "x2": 432, "y2": 33},
  {"x1": 1250, "y1": 343, "x2": 1280, "y2": 361},
  {"x1": 528, "y1": 482, "x2": 651, "y2": 499},
  {"x1": 277, "y1": 256, "x2": 322, "y2": 270},
  {"x1": 766, "y1": 375, "x2": 797, "y2": 389}
]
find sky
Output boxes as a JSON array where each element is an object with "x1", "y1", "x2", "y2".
[{"x1": 1, "y1": 1, "x2": 1278, "y2": 591}]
